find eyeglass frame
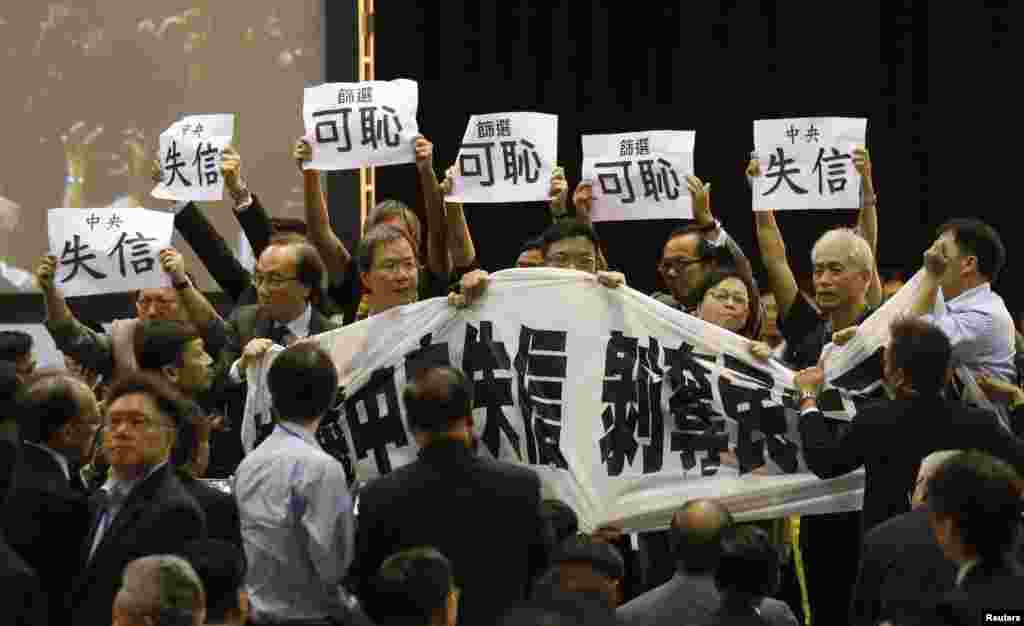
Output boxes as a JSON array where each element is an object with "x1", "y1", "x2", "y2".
[
  {"x1": 658, "y1": 255, "x2": 711, "y2": 274},
  {"x1": 251, "y1": 272, "x2": 300, "y2": 289}
]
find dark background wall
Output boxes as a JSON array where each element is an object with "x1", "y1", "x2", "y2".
[{"x1": 366, "y1": 1, "x2": 1017, "y2": 314}]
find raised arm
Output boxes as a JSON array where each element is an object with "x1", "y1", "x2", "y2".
[
  {"x1": 35, "y1": 254, "x2": 116, "y2": 377},
  {"x1": 61, "y1": 122, "x2": 103, "y2": 208},
  {"x1": 688, "y1": 174, "x2": 758, "y2": 297},
  {"x1": 294, "y1": 138, "x2": 351, "y2": 284},
  {"x1": 571, "y1": 180, "x2": 594, "y2": 227},
  {"x1": 159, "y1": 247, "x2": 223, "y2": 332},
  {"x1": 853, "y1": 147, "x2": 882, "y2": 307},
  {"x1": 415, "y1": 135, "x2": 450, "y2": 277},
  {"x1": 440, "y1": 165, "x2": 477, "y2": 269},
  {"x1": 748, "y1": 158, "x2": 799, "y2": 320}
]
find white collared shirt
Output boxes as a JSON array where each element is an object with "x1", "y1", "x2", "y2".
[
  {"x1": 229, "y1": 304, "x2": 313, "y2": 383},
  {"x1": 234, "y1": 422, "x2": 355, "y2": 623},
  {"x1": 924, "y1": 282, "x2": 1017, "y2": 384},
  {"x1": 956, "y1": 558, "x2": 980, "y2": 587}
]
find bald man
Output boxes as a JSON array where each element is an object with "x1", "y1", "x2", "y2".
[
  {"x1": 112, "y1": 555, "x2": 205, "y2": 626},
  {"x1": 617, "y1": 499, "x2": 797, "y2": 626}
]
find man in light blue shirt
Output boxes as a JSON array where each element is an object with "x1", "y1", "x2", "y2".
[
  {"x1": 234, "y1": 342, "x2": 359, "y2": 626},
  {"x1": 913, "y1": 218, "x2": 1016, "y2": 385}
]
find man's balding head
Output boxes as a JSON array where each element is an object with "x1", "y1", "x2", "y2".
[
  {"x1": 404, "y1": 366, "x2": 474, "y2": 435},
  {"x1": 112, "y1": 555, "x2": 205, "y2": 626},
  {"x1": 669, "y1": 499, "x2": 735, "y2": 575}
]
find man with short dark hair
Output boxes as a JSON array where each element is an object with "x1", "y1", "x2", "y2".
[
  {"x1": 352, "y1": 365, "x2": 548, "y2": 626},
  {"x1": 366, "y1": 547, "x2": 459, "y2": 626},
  {"x1": 180, "y1": 539, "x2": 249, "y2": 626},
  {"x1": 0, "y1": 330, "x2": 35, "y2": 380},
  {"x1": 355, "y1": 223, "x2": 422, "y2": 318},
  {"x1": 911, "y1": 218, "x2": 1015, "y2": 386},
  {"x1": 234, "y1": 343, "x2": 360, "y2": 626},
  {"x1": 914, "y1": 451, "x2": 1024, "y2": 619},
  {"x1": 794, "y1": 317, "x2": 1024, "y2": 533},
  {"x1": 617, "y1": 499, "x2": 796, "y2": 626},
  {"x1": 112, "y1": 554, "x2": 206, "y2": 626},
  {"x1": 850, "y1": 450, "x2": 962, "y2": 626},
  {"x1": 70, "y1": 372, "x2": 207, "y2": 626},
  {"x1": 3, "y1": 372, "x2": 99, "y2": 623},
  {"x1": 713, "y1": 526, "x2": 789, "y2": 623}
]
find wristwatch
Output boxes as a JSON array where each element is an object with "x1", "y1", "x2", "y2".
[{"x1": 798, "y1": 388, "x2": 818, "y2": 403}]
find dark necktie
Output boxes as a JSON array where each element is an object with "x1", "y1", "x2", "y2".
[{"x1": 269, "y1": 323, "x2": 295, "y2": 346}]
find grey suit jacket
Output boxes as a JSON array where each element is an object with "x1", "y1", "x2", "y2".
[{"x1": 617, "y1": 572, "x2": 797, "y2": 626}]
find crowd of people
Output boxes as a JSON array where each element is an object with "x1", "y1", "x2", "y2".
[{"x1": 2, "y1": 121, "x2": 1024, "y2": 626}]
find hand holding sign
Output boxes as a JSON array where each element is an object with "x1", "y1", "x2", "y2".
[{"x1": 152, "y1": 114, "x2": 235, "y2": 202}]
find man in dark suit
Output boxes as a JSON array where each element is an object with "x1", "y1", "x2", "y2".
[
  {"x1": 3, "y1": 372, "x2": 101, "y2": 623},
  {"x1": 850, "y1": 450, "x2": 961, "y2": 626},
  {"x1": 351, "y1": 366, "x2": 549, "y2": 626},
  {"x1": 1, "y1": 413, "x2": 48, "y2": 626},
  {"x1": 70, "y1": 372, "x2": 207, "y2": 626},
  {"x1": 926, "y1": 450, "x2": 1024, "y2": 621},
  {"x1": 617, "y1": 499, "x2": 796, "y2": 626},
  {"x1": 794, "y1": 317, "x2": 1024, "y2": 533},
  {"x1": 218, "y1": 235, "x2": 338, "y2": 450}
]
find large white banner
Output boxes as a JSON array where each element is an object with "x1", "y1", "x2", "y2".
[
  {"x1": 251, "y1": 270, "x2": 999, "y2": 532},
  {"x1": 153, "y1": 114, "x2": 235, "y2": 202},
  {"x1": 753, "y1": 117, "x2": 867, "y2": 212},
  {"x1": 48, "y1": 208, "x2": 174, "y2": 297},
  {"x1": 302, "y1": 79, "x2": 420, "y2": 171},
  {"x1": 450, "y1": 113, "x2": 558, "y2": 204},
  {"x1": 582, "y1": 131, "x2": 695, "y2": 222}
]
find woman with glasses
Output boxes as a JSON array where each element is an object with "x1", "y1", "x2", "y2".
[{"x1": 691, "y1": 269, "x2": 759, "y2": 339}]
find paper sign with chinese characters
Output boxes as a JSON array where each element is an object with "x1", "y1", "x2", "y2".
[
  {"x1": 450, "y1": 112, "x2": 558, "y2": 204},
  {"x1": 582, "y1": 130, "x2": 695, "y2": 221},
  {"x1": 753, "y1": 117, "x2": 867, "y2": 211},
  {"x1": 48, "y1": 208, "x2": 174, "y2": 297},
  {"x1": 152, "y1": 114, "x2": 235, "y2": 202},
  {"x1": 302, "y1": 79, "x2": 420, "y2": 171}
]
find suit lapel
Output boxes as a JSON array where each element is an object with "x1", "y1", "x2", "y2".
[
  {"x1": 83, "y1": 466, "x2": 169, "y2": 567},
  {"x1": 253, "y1": 308, "x2": 274, "y2": 342}
]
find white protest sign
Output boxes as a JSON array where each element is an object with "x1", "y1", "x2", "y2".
[
  {"x1": 450, "y1": 112, "x2": 558, "y2": 203},
  {"x1": 752, "y1": 117, "x2": 867, "y2": 211},
  {"x1": 302, "y1": 79, "x2": 419, "y2": 171},
  {"x1": 47, "y1": 208, "x2": 174, "y2": 297},
  {"x1": 582, "y1": 130, "x2": 695, "y2": 221},
  {"x1": 152, "y1": 114, "x2": 235, "y2": 202}
]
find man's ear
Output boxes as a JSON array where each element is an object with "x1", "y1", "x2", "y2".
[{"x1": 360, "y1": 271, "x2": 372, "y2": 294}]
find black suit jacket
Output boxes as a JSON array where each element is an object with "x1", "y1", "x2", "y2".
[
  {"x1": 180, "y1": 475, "x2": 242, "y2": 547},
  {"x1": 0, "y1": 536, "x2": 48, "y2": 626},
  {"x1": 799, "y1": 395, "x2": 1024, "y2": 533},
  {"x1": 70, "y1": 464, "x2": 206, "y2": 626},
  {"x1": 2, "y1": 443, "x2": 91, "y2": 624},
  {"x1": 173, "y1": 195, "x2": 272, "y2": 304},
  {"x1": 850, "y1": 506, "x2": 957, "y2": 626},
  {"x1": 351, "y1": 440, "x2": 548, "y2": 626}
]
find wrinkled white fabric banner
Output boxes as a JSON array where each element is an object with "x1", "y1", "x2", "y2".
[{"x1": 244, "y1": 268, "x2": 992, "y2": 531}]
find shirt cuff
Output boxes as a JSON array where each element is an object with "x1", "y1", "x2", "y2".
[
  {"x1": 229, "y1": 359, "x2": 244, "y2": 383},
  {"x1": 232, "y1": 190, "x2": 254, "y2": 214},
  {"x1": 706, "y1": 221, "x2": 728, "y2": 247},
  {"x1": 169, "y1": 201, "x2": 190, "y2": 215},
  {"x1": 800, "y1": 406, "x2": 819, "y2": 416}
]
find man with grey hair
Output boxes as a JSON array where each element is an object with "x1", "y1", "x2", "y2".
[
  {"x1": 112, "y1": 555, "x2": 206, "y2": 626},
  {"x1": 850, "y1": 451, "x2": 962, "y2": 625}
]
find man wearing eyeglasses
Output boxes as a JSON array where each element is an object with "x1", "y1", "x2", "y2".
[
  {"x1": 217, "y1": 236, "x2": 338, "y2": 440},
  {"x1": 3, "y1": 371, "x2": 100, "y2": 625},
  {"x1": 70, "y1": 372, "x2": 207, "y2": 626},
  {"x1": 36, "y1": 246, "x2": 199, "y2": 381}
]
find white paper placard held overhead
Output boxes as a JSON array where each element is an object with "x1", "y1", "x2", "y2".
[
  {"x1": 450, "y1": 112, "x2": 558, "y2": 204},
  {"x1": 581, "y1": 130, "x2": 695, "y2": 221},
  {"x1": 152, "y1": 114, "x2": 235, "y2": 202},
  {"x1": 302, "y1": 79, "x2": 420, "y2": 171},
  {"x1": 752, "y1": 117, "x2": 867, "y2": 211},
  {"x1": 48, "y1": 208, "x2": 174, "y2": 297}
]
